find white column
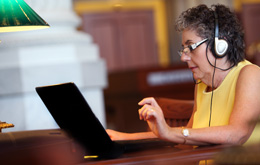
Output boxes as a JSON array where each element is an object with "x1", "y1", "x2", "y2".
[{"x1": 0, "y1": 0, "x2": 107, "y2": 132}]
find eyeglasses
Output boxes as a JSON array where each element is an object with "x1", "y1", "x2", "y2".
[{"x1": 178, "y1": 38, "x2": 208, "y2": 57}]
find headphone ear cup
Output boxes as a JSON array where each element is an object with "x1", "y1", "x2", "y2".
[{"x1": 214, "y1": 38, "x2": 228, "y2": 58}]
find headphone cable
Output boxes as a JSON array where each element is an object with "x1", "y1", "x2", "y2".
[{"x1": 209, "y1": 57, "x2": 217, "y2": 127}]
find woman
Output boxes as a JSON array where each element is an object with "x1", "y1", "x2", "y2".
[{"x1": 107, "y1": 4, "x2": 260, "y2": 145}]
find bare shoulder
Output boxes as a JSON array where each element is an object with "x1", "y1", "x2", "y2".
[
  {"x1": 241, "y1": 63, "x2": 260, "y2": 72},
  {"x1": 238, "y1": 64, "x2": 260, "y2": 82},
  {"x1": 236, "y1": 64, "x2": 260, "y2": 98}
]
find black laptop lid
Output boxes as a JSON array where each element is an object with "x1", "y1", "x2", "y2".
[{"x1": 36, "y1": 82, "x2": 116, "y2": 156}]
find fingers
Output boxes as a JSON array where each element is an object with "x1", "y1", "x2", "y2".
[
  {"x1": 138, "y1": 97, "x2": 158, "y2": 106},
  {"x1": 138, "y1": 105, "x2": 155, "y2": 121}
]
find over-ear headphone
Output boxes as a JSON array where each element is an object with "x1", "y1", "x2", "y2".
[
  {"x1": 214, "y1": 11, "x2": 228, "y2": 58},
  {"x1": 208, "y1": 11, "x2": 232, "y2": 127}
]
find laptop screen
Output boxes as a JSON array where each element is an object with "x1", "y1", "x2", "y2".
[{"x1": 36, "y1": 82, "x2": 115, "y2": 155}]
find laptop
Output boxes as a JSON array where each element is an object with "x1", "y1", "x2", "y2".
[{"x1": 35, "y1": 82, "x2": 176, "y2": 159}]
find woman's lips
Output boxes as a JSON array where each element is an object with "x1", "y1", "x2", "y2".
[{"x1": 189, "y1": 66, "x2": 198, "y2": 71}]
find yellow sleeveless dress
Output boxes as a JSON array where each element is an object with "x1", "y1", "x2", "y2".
[{"x1": 192, "y1": 60, "x2": 258, "y2": 145}]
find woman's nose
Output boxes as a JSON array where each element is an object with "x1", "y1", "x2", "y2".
[{"x1": 180, "y1": 53, "x2": 191, "y2": 62}]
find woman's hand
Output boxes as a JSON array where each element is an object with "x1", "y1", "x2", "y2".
[
  {"x1": 106, "y1": 129, "x2": 130, "y2": 141},
  {"x1": 138, "y1": 97, "x2": 170, "y2": 140}
]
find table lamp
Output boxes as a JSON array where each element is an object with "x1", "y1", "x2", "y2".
[
  {"x1": 0, "y1": 0, "x2": 49, "y2": 131},
  {"x1": 0, "y1": 0, "x2": 49, "y2": 33}
]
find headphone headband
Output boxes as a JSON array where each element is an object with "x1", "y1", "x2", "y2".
[
  {"x1": 214, "y1": 11, "x2": 219, "y2": 38},
  {"x1": 214, "y1": 10, "x2": 228, "y2": 58}
]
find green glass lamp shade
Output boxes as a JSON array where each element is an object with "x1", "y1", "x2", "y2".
[{"x1": 0, "y1": 0, "x2": 49, "y2": 33}]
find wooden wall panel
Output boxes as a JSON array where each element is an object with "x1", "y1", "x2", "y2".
[
  {"x1": 241, "y1": 3, "x2": 260, "y2": 47},
  {"x1": 241, "y1": 3, "x2": 260, "y2": 66},
  {"x1": 82, "y1": 10, "x2": 158, "y2": 72}
]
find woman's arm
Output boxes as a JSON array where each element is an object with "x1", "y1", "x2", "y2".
[
  {"x1": 138, "y1": 65, "x2": 260, "y2": 145},
  {"x1": 107, "y1": 65, "x2": 260, "y2": 145},
  {"x1": 106, "y1": 129, "x2": 156, "y2": 141}
]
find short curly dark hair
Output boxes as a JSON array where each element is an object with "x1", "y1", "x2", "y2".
[{"x1": 175, "y1": 4, "x2": 245, "y2": 66}]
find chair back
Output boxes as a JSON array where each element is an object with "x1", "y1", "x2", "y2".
[{"x1": 156, "y1": 98, "x2": 194, "y2": 127}]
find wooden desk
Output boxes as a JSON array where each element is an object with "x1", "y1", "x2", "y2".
[
  {"x1": 0, "y1": 129, "x2": 223, "y2": 165},
  {"x1": 2, "y1": 129, "x2": 252, "y2": 164},
  {"x1": 80, "y1": 144, "x2": 229, "y2": 165}
]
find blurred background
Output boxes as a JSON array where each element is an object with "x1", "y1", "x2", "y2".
[{"x1": 0, "y1": 0, "x2": 259, "y2": 133}]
